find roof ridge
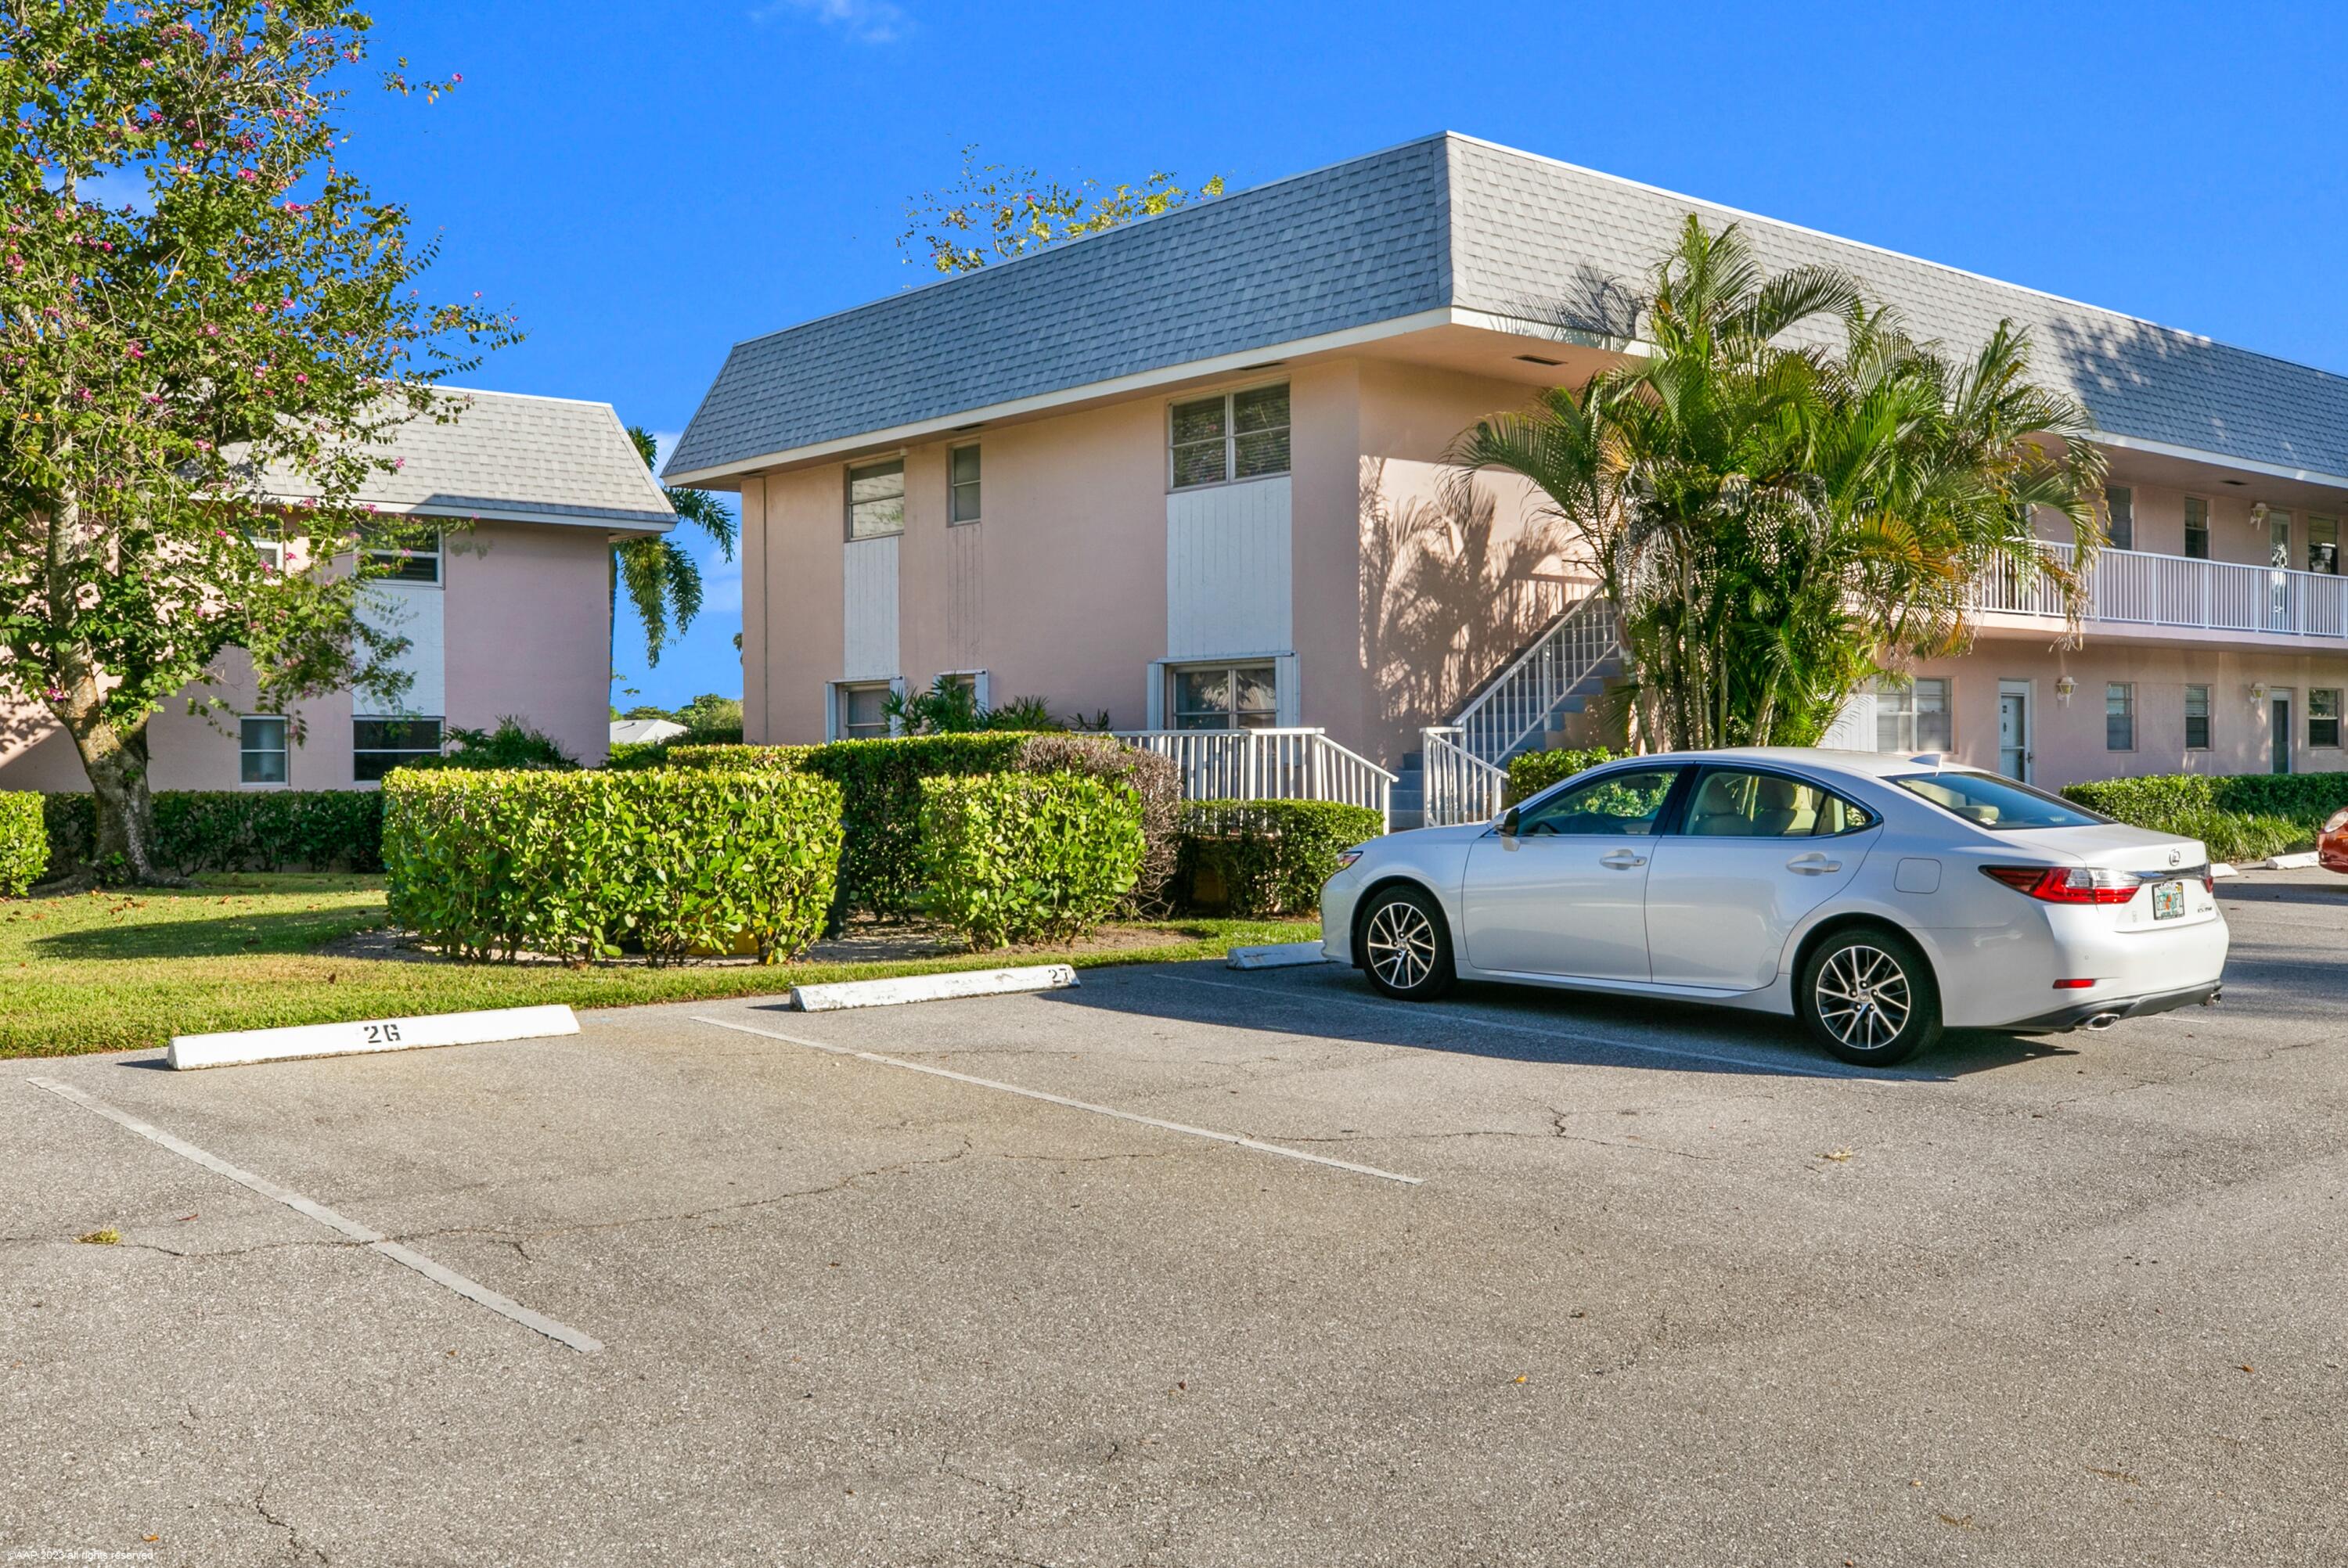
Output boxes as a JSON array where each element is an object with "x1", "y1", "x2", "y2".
[{"x1": 1442, "y1": 131, "x2": 2348, "y2": 387}]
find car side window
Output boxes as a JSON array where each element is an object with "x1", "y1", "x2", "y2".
[
  {"x1": 1513, "y1": 768, "x2": 1682, "y2": 836},
  {"x1": 1682, "y1": 768, "x2": 1874, "y2": 838}
]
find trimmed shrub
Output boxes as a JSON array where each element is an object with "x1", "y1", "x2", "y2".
[
  {"x1": 2062, "y1": 771, "x2": 2348, "y2": 858},
  {"x1": 917, "y1": 773, "x2": 1144, "y2": 948},
  {"x1": 405, "y1": 717, "x2": 578, "y2": 771},
  {"x1": 383, "y1": 768, "x2": 843, "y2": 964},
  {"x1": 41, "y1": 789, "x2": 385, "y2": 876},
  {"x1": 1504, "y1": 746, "x2": 1631, "y2": 806},
  {"x1": 1011, "y1": 733, "x2": 1182, "y2": 914},
  {"x1": 0, "y1": 792, "x2": 47, "y2": 897},
  {"x1": 662, "y1": 743, "x2": 805, "y2": 772},
  {"x1": 1178, "y1": 800, "x2": 1387, "y2": 919}
]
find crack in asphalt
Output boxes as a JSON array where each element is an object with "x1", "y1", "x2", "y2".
[{"x1": 253, "y1": 1480, "x2": 327, "y2": 1564}]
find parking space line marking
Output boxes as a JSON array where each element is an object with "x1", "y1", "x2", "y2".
[
  {"x1": 1142, "y1": 973, "x2": 1869, "y2": 1081},
  {"x1": 26, "y1": 1077, "x2": 603, "y2": 1354},
  {"x1": 688, "y1": 1016, "x2": 1425, "y2": 1185}
]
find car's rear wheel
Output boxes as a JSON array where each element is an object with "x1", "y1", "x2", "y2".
[
  {"x1": 1358, "y1": 884, "x2": 1454, "y2": 1001},
  {"x1": 1799, "y1": 928, "x2": 1942, "y2": 1066}
]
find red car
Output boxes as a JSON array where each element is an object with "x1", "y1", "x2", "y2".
[{"x1": 2323, "y1": 807, "x2": 2348, "y2": 875}]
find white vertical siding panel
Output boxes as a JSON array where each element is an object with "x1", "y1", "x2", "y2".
[
  {"x1": 357, "y1": 581, "x2": 445, "y2": 717},
  {"x1": 842, "y1": 534, "x2": 900, "y2": 681},
  {"x1": 948, "y1": 523, "x2": 984, "y2": 671},
  {"x1": 1166, "y1": 475, "x2": 1291, "y2": 659}
]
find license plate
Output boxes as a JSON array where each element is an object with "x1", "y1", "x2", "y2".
[{"x1": 2152, "y1": 879, "x2": 2186, "y2": 920}]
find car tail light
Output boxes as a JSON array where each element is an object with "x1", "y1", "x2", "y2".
[
  {"x1": 2201, "y1": 864, "x2": 2216, "y2": 894},
  {"x1": 2054, "y1": 978, "x2": 2096, "y2": 989},
  {"x1": 1981, "y1": 865, "x2": 2140, "y2": 905}
]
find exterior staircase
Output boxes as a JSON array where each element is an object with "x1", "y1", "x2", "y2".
[{"x1": 1395, "y1": 595, "x2": 1625, "y2": 829}]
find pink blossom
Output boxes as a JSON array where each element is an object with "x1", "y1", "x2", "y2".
[{"x1": 295, "y1": 373, "x2": 308, "y2": 385}]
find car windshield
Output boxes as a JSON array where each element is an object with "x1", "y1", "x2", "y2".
[{"x1": 1892, "y1": 771, "x2": 2112, "y2": 831}]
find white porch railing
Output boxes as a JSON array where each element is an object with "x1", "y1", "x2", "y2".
[
  {"x1": 1420, "y1": 726, "x2": 1507, "y2": 828},
  {"x1": 1974, "y1": 542, "x2": 2348, "y2": 638},
  {"x1": 1115, "y1": 728, "x2": 1395, "y2": 825},
  {"x1": 1451, "y1": 593, "x2": 1621, "y2": 765}
]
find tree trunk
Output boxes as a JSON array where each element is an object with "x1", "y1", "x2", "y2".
[{"x1": 70, "y1": 716, "x2": 182, "y2": 886}]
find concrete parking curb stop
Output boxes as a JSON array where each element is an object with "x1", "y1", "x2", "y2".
[
  {"x1": 790, "y1": 964, "x2": 1079, "y2": 1012},
  {"x1": 167, "y1": 1005, "x2": 581, "y2": 1070},
  {"x1": 1226, "y1": 942, "x2": 1331, "y2": 969},
  {"x1": 2249, "y1": 851, "x2": 2322, "y2": 870}
]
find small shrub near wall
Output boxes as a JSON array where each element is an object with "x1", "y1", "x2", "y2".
[
  {"x1": 917, "y1": 773, "x2": 1145, "y2": 949},
  {"x1": 0, "y1": 793, "x2": 48, "y2": 896},
  {"x1": 2062, "y1": 771, "x2": 2348, "y2": 859},
  {"x1": 1504, "y1": 747, "x2": 1630, "y2": 807},
  {"x1": 1177, "y1": 800, "x2": 1387, "y2": 919},
  {"x1": 383, "y1": 768, "x2": 844, "y2": 964},
  {"x1": 1011, "y1": 734, "x2": 1182, "y2": 914},
  {"x1": 41, "y1": 789, "x2": 385, "y2": 876}
]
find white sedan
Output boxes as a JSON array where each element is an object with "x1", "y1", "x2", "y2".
[{"x1": 1321, "y1": 749, "x2": 2229, "y2": 1066}]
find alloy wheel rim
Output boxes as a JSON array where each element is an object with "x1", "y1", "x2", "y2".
[
  {"x1": 1814, "y1": 944, "x2": 1912, "y2": 1052},
  {"x1": 1365, "y1": 901, "x2": 1437, "y2": 991}
]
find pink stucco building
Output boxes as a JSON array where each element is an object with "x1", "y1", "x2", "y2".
[
  {"x1": 0, "y1": 390, "x2": 675, "y2": 792},
  {"x1": 664, "y1": 133, "x2": 2348, "y2": 823}
]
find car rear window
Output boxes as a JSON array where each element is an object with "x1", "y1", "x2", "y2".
[{"x1": 1892, "y1": 771, "x2": 2112, "y2": 830}]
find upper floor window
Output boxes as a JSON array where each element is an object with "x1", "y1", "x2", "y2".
[
  {"x1": 1871, "y1": 677, "x2": 1950, "y2": 753},
  {"x1": 2106, "y1": 682, "x2": 2135, "y2": 751},
  {"x1": 365, "y1": 528, "x2": 441, "y2": 584},
  {"x1": 1169, "y1": 383, "x2": 1290, "y2": 491},
  {"x1": 239, "y1": 716, "x2": 288, "y2": 786},
  {"x1": 2313, "y1": 689, "x2": 2343, "y2": 750},
  {"x1": 948, "y1": 445, "x2": 981, "y2": 524},
  {"x1": 2105, "y1": 485, "x2": 2133, "y2": 551},
  {"x1": 2184, "y1": 684, "x2": 2211, "y2": 751},
  {"x1": 2310, "y1": 516, "x2": 2339, "y2": 576},
  {"x1": 2184, "y1": 496, "x2": 2209, "y2": 560},
  {"x1": 847, "y1": 459, "x2": 906, "y2": 540},
  {"x1": 250, "y1": 532, "x2": 285, "y2": 573}
]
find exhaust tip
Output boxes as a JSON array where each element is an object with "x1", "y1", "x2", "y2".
[{"x1": 2083, "y1": 1012, "x2": 2123, "y2": 1032}]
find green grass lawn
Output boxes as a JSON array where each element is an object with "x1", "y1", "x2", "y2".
[{"x1": 0, "y1": 874, "x2": 1316, "y2": 1059}]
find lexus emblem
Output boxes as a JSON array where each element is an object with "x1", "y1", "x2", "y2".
[{"x1": 2168, "y1": 849, "x2": 2182, "y2": 866}]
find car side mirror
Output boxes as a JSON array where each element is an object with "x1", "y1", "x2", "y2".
[{"x1": 1496, "y1": 806, "x2": 1521, "y2": 837}]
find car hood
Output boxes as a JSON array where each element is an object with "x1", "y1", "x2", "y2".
[{"x1": 1373, "y1": 822, "x2": 1492, "y2": 851}]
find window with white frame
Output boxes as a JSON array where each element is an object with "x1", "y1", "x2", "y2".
[
  {"x1": 846, "y1": 459, "x2": 906, "y2": 540},
  {"x1": 2313, "y1": 689, "x2": 2343, "y2": 749},
  {"x1": 2105, "y1": 485, "x2": 2134, "y2": 551},
  {"x1": 1168, "y1": 384, "x2": 1290, "y2": 491},
  {"x1": 2184, "y1": 495, "x2": 2209, "y2": 560},
  {"x1": 837, "y1": 682, "x2": 891, "y2": 739},
  {"x1": 1170, "y1": 662, "x2": 1278, "y2": 730},
  {"x1": 948, "y1": 445, "x2": 981, "y2": 524},
  {"x1": 239, "y1": 716, "x2": 288, "y2": 785},
  {"x1": 250, "y1": 532, "x2": 285, "y2": 573},
  {"x1": 1870, "y1": 677, "x2": 1950, "y2": 753},
  {"x1": 352, "y1": 717, "x2": 441, "y2": 782},
  {"x1": 2184, "y1": 684, "x2": 2211, "y2": 751},
  {"x1": 364, "y1": 527, "x2": 441, "y2": 584},
  {"x1": 2106, "y1": 682, "x2": 2135, "y2": 751}
]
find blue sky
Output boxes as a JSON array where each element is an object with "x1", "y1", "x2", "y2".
[{"x1": 338, "y1": 0, "x2": 2348, "y2": 709}]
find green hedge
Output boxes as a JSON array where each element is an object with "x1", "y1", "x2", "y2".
[
  {"x1": 917, "y1": 773, "x2": 1145, "y2": 948},
  {"x1": 2062, "y1": 771, "x2": 2348, "y2": 860},
  {"x1": 0, "y1": 793, "x2": 46, "y2": 897},
  {"x1": 1010, "y1": 733, "x2": 1182, "y2": 914},
  {"x1": 1178, "y1": 800, "x2": 1387, "y2": 919},
  {"x1": 383, "y1": 768, "x2": 843, "y2": 964},
  {"x1": 42, "y1": 789, "x2": 385, "y2": 876},
  {"x1": 1504, "y1": 746, "x2": 1631, "y2": 806}
]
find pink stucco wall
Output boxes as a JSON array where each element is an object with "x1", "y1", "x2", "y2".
[{"x1": 0, "y1": 519, "x2": 617, "y2": 790}]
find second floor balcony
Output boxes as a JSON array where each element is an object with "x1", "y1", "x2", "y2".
[{"x1": 1974, "y1": 541, "x2": 2348, "y2": 641}]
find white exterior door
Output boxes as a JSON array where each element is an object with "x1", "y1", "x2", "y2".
[
  {"x1": 1460, "y1": 765, "x2": 1681, "y2": 980},
  {"x1": 1997, "y1": 682, "x2": 2030, "y2": 780}
]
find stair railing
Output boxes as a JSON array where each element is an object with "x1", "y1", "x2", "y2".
[
  {"x1": 1419, "y1": 726, "x2": 1508, "y2": 827},
  {"x1": 1452, "y1": 594, "x2": 1621, "y2": 765}
]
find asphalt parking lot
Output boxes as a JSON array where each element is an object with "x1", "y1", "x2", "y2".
[{"x1": 6, "y1": 869, "x2": 2346, "y2": 1567}]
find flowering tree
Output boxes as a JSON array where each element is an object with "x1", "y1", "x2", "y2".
[
  {"x1": 897, "y1": 146, "x2": 1224, "y2": 274},
  {"x1": 0, "y1": 2, "x2": 515, "y2": 882}
]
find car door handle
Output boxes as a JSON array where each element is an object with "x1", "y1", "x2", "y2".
[
  {"x1": 1601, "y1": 850, "x2": 1648, "y2": 869},
  {"x1": 1787, "y1": 853, "x2": 1842, "y2": 875}
]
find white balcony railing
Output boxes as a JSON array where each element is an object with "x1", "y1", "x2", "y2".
[
  {"x1": 1974, "y1": 542, "x2": 2348, "y2": 638},
  {"x1": 1115, "y1": 728, "x2": 1395, "y2": 825},
  {"x1": 1420, "y1": 726, "x2": 1507, "y2": 828}
]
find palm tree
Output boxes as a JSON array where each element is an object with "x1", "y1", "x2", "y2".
[
  {"x1": 615, "y1": 426, "x2": 738, "y2": 667},
  {"x1": 1447, "y1": 217, "x2": 2105, "y2": 750}
]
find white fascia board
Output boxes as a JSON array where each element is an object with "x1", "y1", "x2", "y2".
[
  {"x1": 2089, "y1": 430, "x2": 2348, "y2": 494},
  {"x1": 665, "y1": 307, "x2": 1639, "y2": 487},
  {"x1": 398, "y1": 502, "x2": 679, "y2": 534}
]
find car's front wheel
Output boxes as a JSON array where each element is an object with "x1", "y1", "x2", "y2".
[
  {"x1": 1799, "y1": 928, "x2": 1942, "y2": 1066},
  {"x1": 1358, "y1": 884, "x2": 1454, "y2": 1001}
]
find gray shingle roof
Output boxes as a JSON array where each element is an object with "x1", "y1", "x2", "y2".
[
  {"x1": 265, "y1": 388, "x2": 677, "y2": 532},
  {"x1": 669, "y1": 132, "x2": 2348, "y2": 483}
]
